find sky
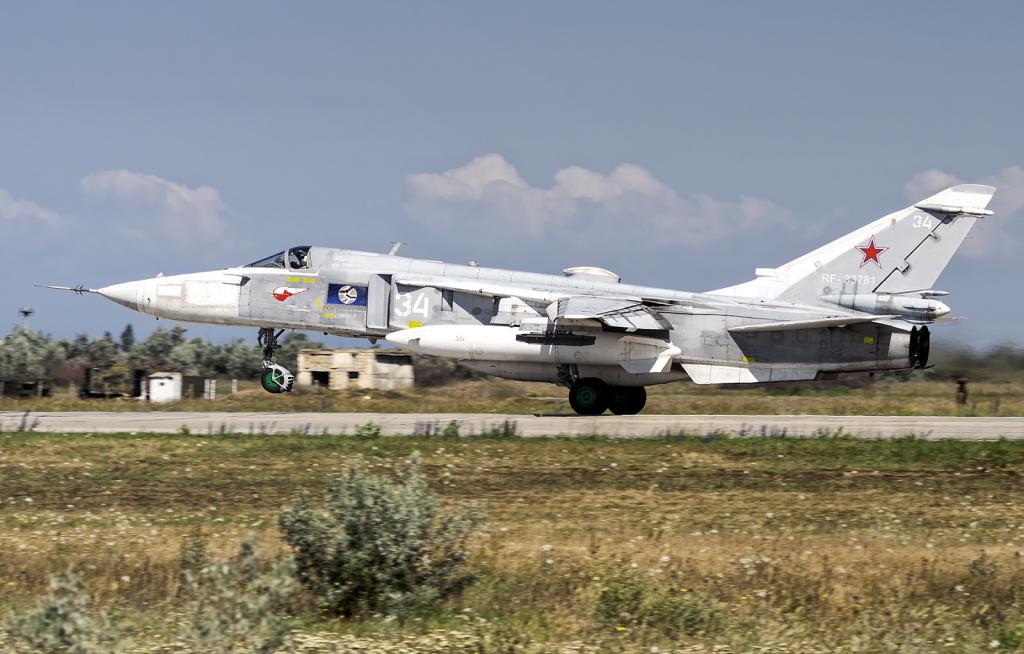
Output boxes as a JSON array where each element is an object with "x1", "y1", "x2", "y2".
[{"x1": 4, "y1": 2, "x2": 1024, "y2": 348}]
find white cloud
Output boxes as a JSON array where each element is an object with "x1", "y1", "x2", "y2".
[
  {"x1": 405, "y1": 154, "x2": 791, "y2": 245},
  {"x1": 0, "y1": 190, "x2": 62, "y2": 225},
  {"x1": 984, "y1": 166, "x2": 1024, "y2": 215},
  {"x1": 903, "y1": 169, "x2": 962, "y2": 202},
  {"x1": 81, "y1": 170, "x2": 227, "y2": 240},
  {"x1": 903, "y1": 166, "x2": 1024, "y2": 258}
]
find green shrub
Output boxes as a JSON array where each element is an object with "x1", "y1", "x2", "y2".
[
  {"x1": 2, "y1": 571, "x2": 126, "y2": 654},
  {"x1": 179, "y1": 541, "x2": 296, "y2": 654},
  {"x1": 353, "y1": 421, "x2": 382, "y2": 439},
  {"x1": 278, "y1": 454, "x2": 485, "y2": 617},
  {"x1": 595, "y1": 571, "x2": 721, "y2": 638},
  {"x1": 441, "y1": 420, "x2": 461, "y2": 439}
]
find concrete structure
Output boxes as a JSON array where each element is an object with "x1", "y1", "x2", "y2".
[
  {"x1": 296, "y1": 348, "x2": 414, "y2": 391},
  {"x1": 148, "y1": 372, "x2": 182, "y2": 402}
]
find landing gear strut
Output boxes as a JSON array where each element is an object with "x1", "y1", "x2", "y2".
[
  {"x1": 568, "y1": 378, "x2": 647, "y2": 416},
  {"x1": 258, "y1": 328, "x2": 294, "y2": 394}
]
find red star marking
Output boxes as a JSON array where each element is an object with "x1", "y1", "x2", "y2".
[{"x1": 855, "y1": 236, "x2": 888, "y2": 268}]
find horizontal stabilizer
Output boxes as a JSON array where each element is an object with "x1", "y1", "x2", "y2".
[{"x1": 728, "y1": 315, "x2": 899, "y2": 333}]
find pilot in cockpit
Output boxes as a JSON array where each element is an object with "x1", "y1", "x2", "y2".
[
  {"x1": 288, "y1": 246, "x2": 311, "y2": 270},
  {"x1": 246, "y1": 246, "x2": 312, "y2": 270}
]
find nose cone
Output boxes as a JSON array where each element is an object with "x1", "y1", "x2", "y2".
[{"x1": 98, "y1": 281, "x2": 140, "y2": 311}]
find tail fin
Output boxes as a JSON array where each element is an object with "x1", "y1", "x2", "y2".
[{"x1": 712, "y1": 184, "x2": 996, "y2": 303}]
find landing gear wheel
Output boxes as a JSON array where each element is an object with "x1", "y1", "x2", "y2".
[
  {"x1": 569, "y1": 378, "x2": 608, "y2": 416},
  {"x1": 607, "y1": 386, "x2": 647, "y2": 415},
  {"x1": 260, "y1": 364, "x2": 294, "y2": 394},
  {"x1": 257, "y1": 328, "x2": 295, "y2": 394}
]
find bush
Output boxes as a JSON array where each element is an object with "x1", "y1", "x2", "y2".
[
  {"x1": 2, "y1": 571, "x2": 126, "y2": 654},
  {"x1": 278, "y1": 455, "x2": 485, "y2": 617},
  {"x1": 179, "y1": 541, "x2": 296, "y2": 654}
]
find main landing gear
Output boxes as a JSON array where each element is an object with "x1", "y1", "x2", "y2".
[
  {"x1": 568, "y1": 378, "x2": 647, "y2": 416},
  {"x1": 258, "y1": 328, "x2": 294, "y2": 394}
]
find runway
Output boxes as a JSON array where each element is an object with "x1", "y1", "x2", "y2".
[{"x1": 4, "y1": 412, "x2": 1023, "y2": 439}]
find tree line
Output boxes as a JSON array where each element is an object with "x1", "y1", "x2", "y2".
[{"x1": 0, "y1": 325, "x2": 322, "y2": 385}]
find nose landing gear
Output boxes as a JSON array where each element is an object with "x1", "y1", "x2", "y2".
[{"x1": 258, "y1": 328, "x2": 294, "y2": 393}]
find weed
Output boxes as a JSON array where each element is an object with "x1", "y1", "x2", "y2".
[
  {"x1": 16, "y1": 411, "x2": 39, "y2": 434},
  {"x1": 441, "y1": 420, "x2": 462, "y2": 439},
  {"x1": 177, "y1": 525, "x2": 208, "y2": 578},
  {"x1": 353, "y1": 421, "x2": 382, "y2": 439},
  {"x1": 485, "y1": 419, "x2": 519, "y2": 438},
  {"x1": 595, "y1": 569, "x2": 721, "y2": 638}
]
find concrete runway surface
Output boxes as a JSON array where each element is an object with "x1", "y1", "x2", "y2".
[{"x1": 3, "y1": 412, "x2": 1023, "y2": 439}]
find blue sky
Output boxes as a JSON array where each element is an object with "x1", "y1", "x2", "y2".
[{"x1": 4, "y1": 2, "x2": 1024, "y2": 347}]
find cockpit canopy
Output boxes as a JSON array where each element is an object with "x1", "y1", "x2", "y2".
[{"x1": 247, "y1": 246, "x2": 312, "y2": 270}]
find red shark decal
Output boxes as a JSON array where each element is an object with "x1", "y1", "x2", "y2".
[{"x1": 272, "y1": 286, "x2": 309, "y2": 302}]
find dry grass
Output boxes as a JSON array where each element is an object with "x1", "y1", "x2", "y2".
[
  {"x1": 0, "y1": 432, "x2": 1022, "y2": 652},
  {"x1": 3, "y1": 376, "x2": 1023, "y2": 416}
]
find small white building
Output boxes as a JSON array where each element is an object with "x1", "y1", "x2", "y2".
[
  {"x1": 146, "y1": 372, "x2": 210, "y2": 401},
  {"x1": 148, "y1": 371, "x2": 183, "y2": 402},
  {"x1": 296, "y1": 349, "x2": 414, "y2": 391}
]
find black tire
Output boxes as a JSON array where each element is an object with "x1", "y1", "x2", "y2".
[
  {"x1": 608, "y1": 386, "x2": 647, "y2": 415},
  {"x1": 568, "y1": 378, "x2": 608, "y2": 415},
  {"x1": 260, "y1": 369, "x2": 288, "y2": 393}
]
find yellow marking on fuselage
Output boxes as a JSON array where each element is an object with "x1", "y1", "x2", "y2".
[
  {"x1": 408, "y1": 320, "x2": 423, "y2": 328},
  {"x1": 314, "y1": 298, "x2": 334, "y2": 319}
]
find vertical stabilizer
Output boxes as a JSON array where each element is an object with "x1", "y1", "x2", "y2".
[{"x1": 712, "y1": 185, "x2": 996, "y2": 303}]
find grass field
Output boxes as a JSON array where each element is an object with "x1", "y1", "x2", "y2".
[
  {"x1": 0, "y1": 430, "x2": 1022, "y2": 652},
  {"x1": 3, "y1": 376, "x2": 1023, "y2": 416}
]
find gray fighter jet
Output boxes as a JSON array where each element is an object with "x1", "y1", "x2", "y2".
[{"x1": 42, "y1": 184, "x2": 994, "y2": 415}]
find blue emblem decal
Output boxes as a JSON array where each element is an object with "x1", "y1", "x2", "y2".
[{"x1": 326, "y1": 284, "x2": 368, "y2": 306}]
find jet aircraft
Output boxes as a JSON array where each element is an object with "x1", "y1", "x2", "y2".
[{"x1": 42, "y1": 184, "x2": 995, "y2": 415}]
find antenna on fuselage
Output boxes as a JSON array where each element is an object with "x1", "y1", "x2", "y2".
[{"x1": 387, "y1": 241, "x2": 405, "y2": 256}]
